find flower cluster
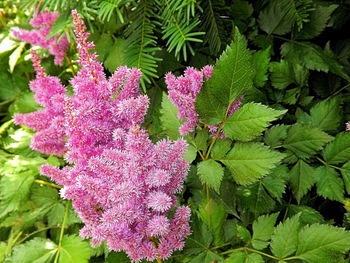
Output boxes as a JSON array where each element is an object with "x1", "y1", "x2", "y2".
[
  {"x1": 13, "y1": 50, "x2": 67, "y2": 156},
  {"x1": 11, "y1": 10, "x2": 69, "y2": 66},
  {"x1": 165, "y1": 67, "x2": 243, "y2": 137},
  {"x1": 14, "y1": 10, "x2": 191, "y2": 262},
  {"x1": 347, "y1": 121, "x2": 350, "y2": 131}
]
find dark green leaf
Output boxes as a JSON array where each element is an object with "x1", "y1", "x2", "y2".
[
  {"x1": 323, "y1": 132, "x2": 350, "y2": 165},
  {"x1": 314, "y1": 166, "x2": 344, "y2": 202}
]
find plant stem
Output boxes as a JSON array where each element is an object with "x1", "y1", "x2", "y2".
[
  {"x1": 17, "y1": 226, "x2": 61, "y2": 245},
  {"x1": 35, "y1": 179, "x2": 62, "y2": 189},
  {"x1": 316, "y1": 157, "x2": 343, "y2": 171},
  {"x1": 64, "y1": 53, "x2": 76, "y2": 76},
  {"x1": 222, "y1": 246, "x2": 281, "y2": 261},
  {"x1": 53, "y1": 201, "x2": 70, "y2": 263}
]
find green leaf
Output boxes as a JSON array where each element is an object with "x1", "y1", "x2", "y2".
[
  {"x1": 9, "y1": 42, "x2": 26, "y2": 73},
  {"x1": 269, "y1": 60, "x2": 294, "y2": 89},
  {"x1": 310, "y1": 98, "x2": 342, "y2": 132},
  {"x1": 287, "y1": 205, "x2": 324, "y2": 225},
  {"x1": 324, "y1": 132, "x2": 350, "y2": 165},
  {"x1": 31, "y1": 185, "x2": 59, "y2": 207},
  {"x1": 295, "y1": 4, "x2": 338, "y2": 40},
  {"x1": 281, "y1": 42, "x2": 350, "y2": 81},
  {"x1": 184, "y1": 144, "x2": 197, "y2": 163},
  {"x1": 195, "y1": 83, "x2": 226, "y2": 125},
  {"x1": 270, "y1": 214, "x2": 300, "y2": 258},
  {"x1": 252, "y1": 212, "x2": 279, "y2": 250},
  {"x1": 283, "y1": 124, "x2": 333, "y2": 159},
  {"x1": 289, "y1": 160, "x2": 315, "y2": 204},
  {"x1": 106, "y1": 252, "x2": 130, "y2": 263},
  {"x1": 220, "y1": 143, "x2": 284, "y2": 185},
  {"x1": 262, "y1": 175, "x2": 286, "y2": 203},
  {"x1": 104, "y1": 38, "x2": 127, "y2": 73},
  {"x1": 252, "y1": 47, "x2": 271, "y2": 87},
  {"x1": 236, "y1": 225, "x2": 251, "y2": 243},
  {"x1": 212, "y1": 180, "x2": 238, "y2": 217},
  {"x1": 314, "y1": 166, "x2": 344, "y2": 202},
  {"x1": 197, "y1": 160, "x2": 224, "y2": 193},
  {"x1": 295, "y1": 224, "x2": 350, "y2": 262},
  {"x1": 226, "y1": 252, "x2": 264, "y2": 263},
  {"x1": 185, "y1": 215, "x2": 213, "y2": 255},
  {"x1": 223, "y1": 103, "x2": 287, "y2": 141},
  {"x1": 160, "y1": 92, "x2": 183, "y2": 139},
  {"x1": 208, "y1": 28, "x2": 254, "y2": 106},
  {"x1": 189, "y1": 251, "x2": 223, "y2": 263},
  {"x1": 264, "y1": 125, "x2": 290, "y2": 147},
  {"x1": 341, "y1": 162, "x2": 350, "y2": 195},
  {"x1": 58, "y1": 235, "x2": 91, "y2": 263},
  {"x1": 195, "y1": 128, "x2": 209, "y2": 151},
  {"x1": 6, "y1": 238, "x2": 57, "y2": 263},
  {"x1": 258, "y1": 0, "x2": 296, "y2": 35},
  {"x1": 211, "y1": 139, "x2": 232, "y2": 159}
]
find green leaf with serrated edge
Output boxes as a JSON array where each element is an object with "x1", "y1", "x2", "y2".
[
  {"x1": 270, "y1": 214, "x2": 300, "y2": 258},
  {"x1": 258, "y1": 0, "x2": 297, "y2": 35},
  {"x1": 341, "y1": 162, "x2": 350, "y2": 195},
  {"x1": 252, "y1": 47, "x2": 271, "y2": 87},
  {"x1": 269, "y1": 60, "x2": 294, "y2": 89},
  {"x1": 198, "y1": 198, "x2": 227, "y2": 246},
  {"x1": 237, "y1": 182, "x2": 275, "y2": 216},
  {"x1": 281, "y1": 42, "x2": 350, "y2": 81},
  {"x1": 212, "y1": 180, "x2": 238, "y2": 217},
  {"x1": 31, "y1": 184, "x2": 58, "y2": 207},
  {"x1": 195, "y1": 83, "x2": 226, "y2": 125},
  {"x1": 224, "y1": 219, "x2": 238, "y2": 242},
  {"x1": 287, "y1": 205, "x2": 324, "y2": 225},
  {"x1": 264, "y1": 125, "x2": 290, "y2": 147},
  {"x1": 58, "y1": 235, "x2": 91, "y2": 263},
  {"x1": 185, "y1": 215, "x2": 213, "y2": 255},
  {"x1": 0, "y1": 171, "x2": 34, "y2": 217},
  {"x1": 314, "y1": 166, "x2": 344, "y2": 202},
  {"x1": 208, "y1": 27, "x2": 254, "y2": 106},
  {"x1": 262, "y1": 175, "x2": 285, "y2": 203},
  {"x1": 310, "y1": 98, "x2": 342, "y2": 132},
  {"x1": 283, "y1": 124, "x2": 333, "y2": 159},
  {"x1": 106, "y1": 251, "x2": 130, "y2": 263},
  {"x1": 289, "y1": 160, "x2": 315, "y2": 204},
  {"x1": 295, "y1": 4, "x2": 338, "y2": 40},
  {"x1": 236, "y1": 225, "x2": 251, "y2": 243},
  {"x1": 223, "y1": 103, "x2": 287, "y2": 141},
  {"x1": 160, "y1": 92, "x2": 183, "y2": 140},
  {"x1": 189, "y1": 251, "x2": 223, "y2": 263},
  {"x1": 324, "y1": 133, "x2": 350, "y2": 165},
  {"x1": 197, "y1": 160, "x2": 224, "y2": 193},
  {"x1": 184, "y1": 144, "x2": 197, "y2": 163},
  {"x1": 220, "y1": 143, "x2": 284, "y2": 185},
  {"x1": 226, "y1": 252, "x2": 264, "y2": 263},
  {"x1": 48, "y1": 203, "x2": 81, "y2": 226},
  {"x1": 252, "y1": 212, "x2": 279, "y2": 250},
  {"x1": 211, "y1": 139, "x2": 232, "y2": 159},
  {"x1": 6, "y1": 238, "x2": 57, "y2": 263},
  {"x1": 195, "y1": 128, "x2": 209, "y2": 151},
  {"x1": 295, "y1": 224, "x2": 350, "y2": 262},
  {"x1": 104, "y1": 38, "x2": 127, "y2": 73}
]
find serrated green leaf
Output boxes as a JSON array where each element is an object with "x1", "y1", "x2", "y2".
[
  {"x1": 237, "y1": 182, "x2": 275, "y2": 216},
  {"x1": 212, "y1": 180, "x2": 238, "y2": 217},
  {"x1": 220, "y1": 143, "x2": 284, "y2": 185},
  {"x1": 6, "y1": 238, "x2": 57, "y2": 263},
  {"x1": 314, "y1": 166, "x2": 344, "y2": 202},
  {"x1": 185, "y1": 215, "x2": 213, "y2": 255},
  {"x1": 310, "y1": 98, "x2": 342, "y2": 132},
  {"x1": 195, "y1": 83, "x2": 226, "y2": 125},
  {"x1": 160, "y1": 92, "x2": 183, "y2": 139},
  {"x1": 295, "y1": 224, "x2": 350, "y2": 262},
  {"x1": 252, "y1": 212, "x2": 279, "y2": 250},
  {"x1": 324, "y1": 133, "x2": 350, "y2": 165},
  {"x1": 252, "y1": 47, "x2": 271, "y2": 87},
  {"x1": 184, "y1": 144, "x2": 197, "y2": 163},
  {"x1": 195, "y1": 128, "x2": 209, "y2": 151},
  {"x1": 104, "y1": 38, "x2": 127, "y2": 73},
  {"x1": 262, "y1": 175, "x2": 286, "y2": 203},
  {"x1": 289, "y1": 160, "x2": 315, "y2": 204},
  {"x1": 211, "y1": 139, "x2": 232, "y2": 159},
  {"x1": 189, "y1": 251, "x2": 223, "y2": 263},
  {"x1": 223, "y1": 103, "x2": 287, "y2": 141},
  {"x1": 31, "y1": 185, "x2": 59, "y2": 207},
  {"x1": 287, "y1": 205, "x2": 324, "y2": 225},
  {"x1": 58, "y1": 235, "x2": 91, "y2": 263},
  {"x1": 106, "y1": 251, "x2": 130, "y2": 263},
  {"x1": 281, "y1": 42, "x2": 350, "y2": 81},
  {"x1": 236, "y1": 225, "x2": 251, "y2": 243},
  {"x1": 283, "y1": 124, "x2": 333, "y2": 159},
  {"x1": 264, "y1": 125, "x2": 290, "y2": 147},
  {"x1": 208, "y1": 28, "x2": 254, "y2": 106},
  {"x1": 197, "y1": 160, "x2": 224, "y2": 193},
  {"x1": 295, "y1": 4, "x2": 338, "y2": 40},
  {"x1": 269, "y1": 60, "x2": 294, "y2": 89},
  {"x1": 271, "y1": 214, "x2": 300, "y2": 258},
  {"x1": 341, "y1": 162, "x2": 350, "y2": 195},
  {"x1": 226, "y1": 252, "x2": 264, "y2": 263},
  {"x1": 258, "y1": 0, "x2": 296, "y2": 35}
]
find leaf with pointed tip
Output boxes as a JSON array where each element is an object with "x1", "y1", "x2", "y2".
[
  {"x1": 323, "y1": 132, "x2": 350, "y2": 165},
  {"x1": 310, "y1": 98, "x2": 342, "y2": 132},
  {"x1": 252, "y1": 47, "x2": 271, "y2": 87},
  {"x1": 160, "y1": 92, "x2": 183, "y2": 140},
  {"x1": 197, "y1": 160, "x2": 224, "y2": 193},
  {"x1": 252, "y1": 212, "x2": 279, "y2": 250},
  {"x1": 314, "y1": 166, "x2": 344, "y2": 202}
]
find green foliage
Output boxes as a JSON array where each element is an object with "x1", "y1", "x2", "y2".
[
  {"x1": 314, "y1": 166, "x2": 344, "y2": 202},
  {"x1": 289, "y1": 160, "x2": 314, "y2": 204},
  {"x1": 159, "y1": 92, "x2": 182, "y2": 140}
]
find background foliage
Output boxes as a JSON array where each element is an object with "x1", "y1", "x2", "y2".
[{"x1": 0, "y1": 0, "x2": 350, "y2": 262}]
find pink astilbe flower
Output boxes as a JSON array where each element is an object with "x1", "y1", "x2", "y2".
[
  {"x1": 11, "y1": 10, "x2": 69, "y2": 65},
  {"x1": 14, "y1": 50, "x2": 67, "y2": 155},
  {"x1": 166, "y1": 65, "x2": 243, "y2": 137},
  {"x1": 37, "y1": 10, "x2": 191, "y2": 262},
  {"x1": 346, "y1": 121, "x2": 350, "y2": 131}
]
